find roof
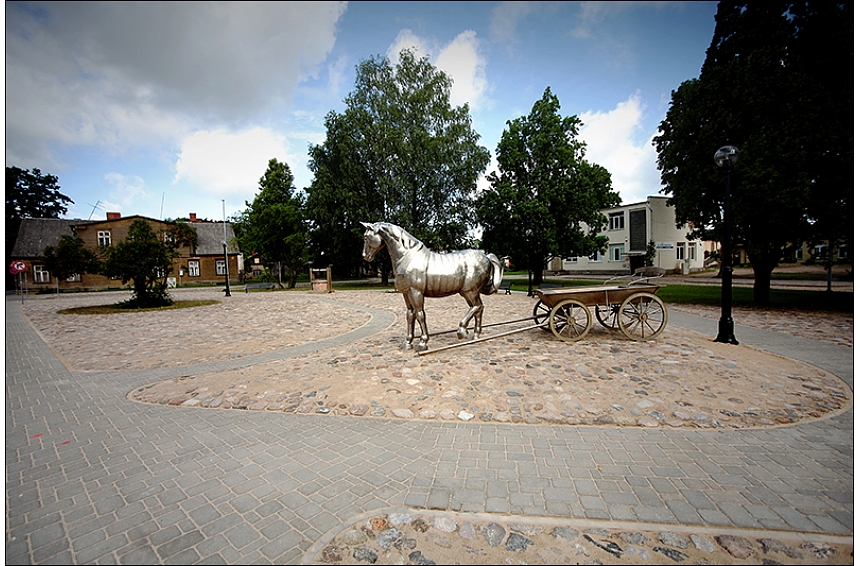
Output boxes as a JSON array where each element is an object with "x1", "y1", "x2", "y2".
[
  {"x1": 181, "y1": 222, "x2": 240, "y2": 255},
  {"x1": 10, "y1": 218, "x2": 88, "y2": 258},
  {"x1": 605, "y1": 195, "x2": 670, "y2": 212},
  {"x1": 11, "y1": 217, "x2": 239, "y2": 258}
]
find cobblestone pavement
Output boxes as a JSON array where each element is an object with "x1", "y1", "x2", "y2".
[
  {"x1": 5, "y1": 289, "x2": 853, "y2": 564},
  {"x1": 667, "y1": 303, "x2": 852, "y2": 349}
]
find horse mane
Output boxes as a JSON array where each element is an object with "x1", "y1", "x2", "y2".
[{"x1": 379, "y1": 222, "x2": 424, "y2": 252}]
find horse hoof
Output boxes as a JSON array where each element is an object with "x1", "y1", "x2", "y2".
[
  {"x1": 401, "y1": 341, "x2": 414, "y2": 350},
  {"x1": 456, "y1": 328, "x2": 469, "y2": 340},
  {"x1": 415, "y1": 343, "x2": 428, "y2": 352}
]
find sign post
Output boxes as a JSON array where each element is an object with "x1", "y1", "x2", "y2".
[{"x1": 10, "y1": 261, "x2": 27, "y2": 303}]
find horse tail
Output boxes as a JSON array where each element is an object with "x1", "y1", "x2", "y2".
[{"x1": 482, "y1": 253, "x2": 504, "y2": 295}]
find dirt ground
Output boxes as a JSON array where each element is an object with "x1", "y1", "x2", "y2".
[{"x1": 22, "y1": 289, "x2": 853, "y2": 430}]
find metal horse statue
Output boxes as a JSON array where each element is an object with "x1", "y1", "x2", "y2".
[{"x1": 362, "y1": 222, "x2": 503, "y2": 352}]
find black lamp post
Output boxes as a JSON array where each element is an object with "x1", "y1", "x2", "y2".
[
  {"x1": 714, "y1": 145, "x2": 739, "y2": 344},
  {"x1": 222, "y1": 199, "x2": 231, "y2": 297}
]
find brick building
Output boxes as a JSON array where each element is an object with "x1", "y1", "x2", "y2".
[{"x1": 10, "y1": 212, "x2": 242, "y2": 291}]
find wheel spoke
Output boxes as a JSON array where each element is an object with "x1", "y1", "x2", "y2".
[
  {"x1": 549, "y1": 300, "x2": 591, "y2": 342},
  {"x1": 618, "y1": 293, "x2": 667, "y2": 341}
]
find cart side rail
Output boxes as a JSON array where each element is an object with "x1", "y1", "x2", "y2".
[
  {"x1": 603, "y1": 266, "x2": 665, "y2": 287},
  {"x1": 537, "y1": 284, "x2": 660, "y2": 308}
]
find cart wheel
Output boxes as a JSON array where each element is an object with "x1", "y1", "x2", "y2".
[
  {"x1": 532, "y1": 300, "x2": 552, "y2": 331},
  {"x1": 549, "y1": 299, "x2": 592, "y2": 342},
  {"x1": 595, "y1": 304, "x2": 620, "y2": 329},
  {"x1": 618, "y1": 293, "x2": 667, "y2": 341}
]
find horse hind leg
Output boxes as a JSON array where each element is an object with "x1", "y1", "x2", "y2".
[{"x1": 457, "y1": 295, "x2": 484, "y2": 340}]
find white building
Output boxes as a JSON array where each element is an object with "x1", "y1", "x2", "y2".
[{"x1": 548, "y1": 196, "x2": 705, "y2": 275}]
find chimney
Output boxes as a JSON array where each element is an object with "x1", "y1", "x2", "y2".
[
  {"x1": 189, "y1": 213, "x2": 198, "y2": 222},
  {"x1": 106, "y1": 212, "x2": 121, "y2": 220}
]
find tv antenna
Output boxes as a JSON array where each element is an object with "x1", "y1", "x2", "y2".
[{"x1": 85, "y1": 201, "x2": 104, "y2": 220}]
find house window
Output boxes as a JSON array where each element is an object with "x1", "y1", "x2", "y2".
[
  {"x1": 98, "y1": 231, "x2": 111, "y2": 247},
  {"x1": 838, "y1": 244, "x2": 849, "y2": 260},
  {"x1": 608, "y1": 212, "x2": 624, "y2": 231},
  {"x1": 34, "y1": 265, "x2": 50, "y2": 283},
  {"x1": 564, "y1": 257, "x2": 577, "y2": 262},
  {"x1": 67, "y1": 274, "x2": 81, "y2": 282},
  {"x1": 814, "y1": 244, "x2": 827, "y2": 260},
  {"x1": 609, "y1": 244, "x2": 625, "y2": 262},
  {"x1": 795, "y1": 247, "x2": 804, "y2": 260},
  {"x1": 188, "y1": 260, "x2": 200, "y2": 277},
  {"x1": 688, "y1": 244, "x2": 697, "y2": 261},
  {"x1": 676, "y1": 243, "x2": 686, "y2": 261},
  {"x1": 216, "y1": 259, "x2": 227, "y2": 276},
  {"x1": 589, "y1": 250, "x2": 602, "y2": 262}
]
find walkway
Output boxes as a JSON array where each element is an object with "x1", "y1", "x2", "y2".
[{"x1": 5, "y1": 297, "x2": 853, "y2": 564}]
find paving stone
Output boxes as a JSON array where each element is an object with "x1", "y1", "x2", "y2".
[{"x1": 5, "y1": 291, "x2": 854, "y2": 566}]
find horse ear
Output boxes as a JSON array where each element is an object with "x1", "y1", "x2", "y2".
[{"x1": 360, "y1": 222, "x2": 372, "y2": 229}]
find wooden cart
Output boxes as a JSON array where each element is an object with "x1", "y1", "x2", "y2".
[
  {"x1": 418, "y1": 270, "x2": 667, "y2": 355},
  {"x1": 532, "y1": 272, "x2": 667, "y2": 342}
]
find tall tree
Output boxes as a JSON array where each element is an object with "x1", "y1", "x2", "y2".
[
  {"x1": 476, "y1": 87, "x2": 619, "y2": 289},
  {"x1": 306, "y1": 48, "x2": 491, "y2": 273},
  {"x1": 42, "y1": 235, "x2": 100, "y2": 284},
  {"x1": 234, "y1": 158, "x2": 308, "y2": 288},
  {"x1": 653, "y1": 1, "x2": 852, "y2": 304},
  {"x1": 6, "y1": 166, "x2": 74, "y2": 287},
  {"x1": 305, "y1": 111, "x2": 383, "y2": 278},
  {"x1": 101, "y1": 219, "x2": 176, "y2": 307}
]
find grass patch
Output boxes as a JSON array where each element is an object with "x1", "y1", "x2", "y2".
[
  {"x1": 504, "y1": 279, "x2": 852, "y2": 313},
  {"x1": 332, "y1": 281, "x2": 397, "y2": 291},
  {"x1": 655, "y1": 285, "x2": 852, "y2": 312},
  {"x1": 59, "y1": 299, "x2": 221, "y2": 315},
  {"x1": 505, "y1": 279, "x2": 608, "y2": 294}
]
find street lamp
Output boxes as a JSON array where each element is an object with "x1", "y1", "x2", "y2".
[
  {"x1": 222, "y1": 199, "x2": 231, "y2": 297},
  {"x1": 714, "y1": 145, "x2": 739, "y2": 344}
]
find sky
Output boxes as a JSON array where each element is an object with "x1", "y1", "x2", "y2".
[{"x1": 6, "y1": 1, "x2": 720, "y2": 223}]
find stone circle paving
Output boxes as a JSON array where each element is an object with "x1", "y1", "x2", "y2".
[
  {"x1": 307, "y1": 510, "x2": 853, "y2": 565},
  {"x1": 21, "y1": 289, "x2": 852, "y2": 429}
]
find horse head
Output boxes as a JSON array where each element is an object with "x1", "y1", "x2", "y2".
[{"x1": 361, "y1": 222, "x2": 384, "y2": 262}]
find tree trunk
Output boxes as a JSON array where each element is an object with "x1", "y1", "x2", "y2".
[
  {"x1": 746, "y1": 240, "x2": 784, "y2": 307},
  {"x1": 751, "y1": 268, "x2": 770, "y2": 305},
  {"x1": 531, "y1": 256, "x2": 544, "y2": 288}
]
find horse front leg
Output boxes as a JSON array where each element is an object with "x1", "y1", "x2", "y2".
[
  {"x1": 402, "y1": 299, "x2": 416, "y2": 350},
  {"x1": 405, "y1": 289, "x2": 429, "y2": 351}
]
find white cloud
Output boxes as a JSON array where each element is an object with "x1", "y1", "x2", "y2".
[
  {"x1": 5, "y1": 2, "x2": 346, "y2": 166},
  {"x1": 387, "y1": 30, "x2": 432, "y2": 62},
  {"x1": 326, "y1": 55, "x2": 350, "y2": 97},
  {"x1": 579, "y1": 94, "x2": 662, "y2": 205},
  {"x1": 570, "y1": 1, "x2": 628, "y2": 39},
  {"x1": 386, "y1": 30, "x2": 488, "y2": 109},
  {"x1": 571, "y1": 2, "x2": 682, "y2": 39},
  {"x1": 173, "y1": 128, "x2": 292, "y2": 199},
  {"x1": 489, "y1": 1, "x2": 540, "y2": 43},
  {"x1": 104, "y1": 173, "x2": 150, "y2": 208},
  {"x1": 435, "y1": 31, "x2": 488, "y2": 108}
]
